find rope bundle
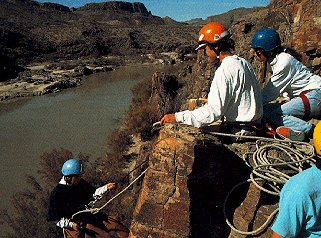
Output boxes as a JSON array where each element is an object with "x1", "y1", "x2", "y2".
[
  {"x1": 208, "y1": 131, "x2": 315, "y2": 235},
  {"x1": 245, "y1": 138, "x2": 315, "y2": 196}
]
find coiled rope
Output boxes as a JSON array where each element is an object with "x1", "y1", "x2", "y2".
[{"x1": 207, "y1": 131, "x2": 315, "y2": 235}]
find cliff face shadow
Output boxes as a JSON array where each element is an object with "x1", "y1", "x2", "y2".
[{"x1": 187, "y1": 141, "x2": 251, "y2": 238}]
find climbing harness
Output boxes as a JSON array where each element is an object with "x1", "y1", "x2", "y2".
[
  {"x1": 207, "y1": 131, "x2": 315, "y2": 235},
  {"x1": 300, "y1": 89, "x2": 312, "y2": 120}
]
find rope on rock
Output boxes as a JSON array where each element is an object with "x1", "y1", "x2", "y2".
[
  {"x1": 244, "y1": 138, "x2": 315, "y2": 195},
  {"x1": 72, "y1": 167, "x2": 148, "y2": 218},
  {"x1": 207, "y1": 131, "x2": 315, "y2": 235},
  {"x1": 223, "y1": 179, "x2": 280, "y2": 236}
]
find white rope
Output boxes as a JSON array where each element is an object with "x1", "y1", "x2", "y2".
[
  {"x1": 72, "y1": 168, "x2": 148, "y2": 218},
  {"x1": 246, "y1": 139, "x2": 315, "y2": 195},
  {"x1": 223, "y1": 179, "x2": 280, "y2": 236},
  {"x1": 208, "y1": 131, "x2": 315, "y2": 235}
]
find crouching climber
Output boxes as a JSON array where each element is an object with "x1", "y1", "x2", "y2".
[
  {"x1": 160, "y1": 22, "x2": 263, "y2": 138},
  {"x1": 47, "y1": 159, "x2": 129, "y2": 238},
  {"x1": 251, "y1": 28, "x2": 321, "y2": 141}
]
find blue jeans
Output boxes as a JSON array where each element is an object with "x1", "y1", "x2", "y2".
[{"x1": 263, "y1": 89, "x2": 321, "y2": 136}]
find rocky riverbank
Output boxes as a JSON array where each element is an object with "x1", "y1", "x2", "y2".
[
  {"x1": 0, "y1": 57, "x2": 118, "y2": 101},
  {"x1": 0, "y1": 51, "x2": 191, "y2": 102}
]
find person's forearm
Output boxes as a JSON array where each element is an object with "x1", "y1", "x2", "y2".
[
  {"x1": 93, "y1": 184, "x2": 108, "y2": 198},
  {"x1": 175, "y1": 105, "x2": 217, "y2": 128}
]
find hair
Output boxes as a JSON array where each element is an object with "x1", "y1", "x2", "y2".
[
  {"x1": 261, "y1": 45, "x2": 284, "y2": 60},
  {"x1": 208, "y1": 37, "x2": 235, "y2": 53},
  {"x1": 219, "y1": 38, "x2": 235, "y2": 52}
]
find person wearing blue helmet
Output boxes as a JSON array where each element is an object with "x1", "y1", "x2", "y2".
[
  {"x1": 47, "y1": 159, "x2": 129, "y2": 238},
  {"x1": 252, "y1": 28, "x2": 321, "y2": 141}
]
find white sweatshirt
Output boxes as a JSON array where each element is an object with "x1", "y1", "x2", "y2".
[
  {"x1": 175, "y1": 55, "x2": 263, "y2": 127},
  {"x1": 262, "y1": 52, "x2": 321, "y2": 104}
]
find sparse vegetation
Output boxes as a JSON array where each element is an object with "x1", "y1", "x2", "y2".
[
  {"x1": 0, "y1": 0, "x2": 198, "y2": 81},
  {"x1": 1, "y1": 0, "x2": 320, "y2": 236}
]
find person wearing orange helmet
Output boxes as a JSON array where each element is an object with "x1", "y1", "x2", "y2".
[{"x1": 160, "y1": 22, "x2": 263, "y2": 137}]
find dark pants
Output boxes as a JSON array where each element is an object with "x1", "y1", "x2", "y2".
[{"x1": 64, "y1": 213, "x2": 129, "y2": 238}]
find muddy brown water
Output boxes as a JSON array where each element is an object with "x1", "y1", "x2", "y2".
[{"x1": 0, "y1": 64, "x2": 162, "y2": 213}]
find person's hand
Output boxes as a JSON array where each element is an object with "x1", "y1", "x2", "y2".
[
  {"x1": 57, "y1": 217, "x2": 77, "y2": 229},
  {"x1": 71, "y1": 222, "x2": 80, "y2": 231},
  {"x1": 106, "y1": 182, "x2": 117, "y2": 191},
  {"x1": 93, "y1": 183, "x2": 117, "y2": 198},
  {"x1": 160, "y1": 114, "x2": 176, "y2": 125}
]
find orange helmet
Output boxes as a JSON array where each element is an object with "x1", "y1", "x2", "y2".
[{"x1": 196, "y1": 22, "x2": 230, "y2": 50}]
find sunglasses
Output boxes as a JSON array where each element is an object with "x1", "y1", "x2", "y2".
[{"x1": 254, "y1": 49, "x2": 262, "y2": 56}]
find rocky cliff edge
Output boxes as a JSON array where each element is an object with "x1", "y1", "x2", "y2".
[{"x1": 129, "y1": 124, "x2": 281, "y2": 238}]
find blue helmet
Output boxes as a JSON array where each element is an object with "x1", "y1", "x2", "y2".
[
  {"x1": 251, "y1": 28, "x2": 281, "y2": 52},
  {"x1": 61, "y1": 159, "x2": 83, "y2": 176}
]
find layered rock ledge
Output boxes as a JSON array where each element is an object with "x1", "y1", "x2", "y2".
[{"x1": 130, "y1": 124, "x2": 277, "y2": 238}]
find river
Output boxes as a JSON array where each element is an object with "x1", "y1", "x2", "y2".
[{"x1": 0, "y1": 64, "x2": 160, "y2": 212}]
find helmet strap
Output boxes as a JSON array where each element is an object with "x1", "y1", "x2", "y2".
[
  {"x1": 265, "y1": 46, "x2": 283, "y2": 61},
  {"x1": 208, "y1": 43, "x2": 221, "y2": 57},
  {"x1": 214, "y1": 47, "x2": 221, "y2": 57}
]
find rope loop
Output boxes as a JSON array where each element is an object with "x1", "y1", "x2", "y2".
[{"x1": 207, "y1": 131, "x2": 315, "y2": 235}]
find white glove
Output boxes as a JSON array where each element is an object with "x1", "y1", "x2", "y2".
[
  {"x1": 56, "y1": 217, "x2": 74, "y2": 228},
  {"x1": 93, "y1": 185, "x2": 108, "y2": 199}
]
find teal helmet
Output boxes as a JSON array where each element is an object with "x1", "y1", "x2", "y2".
[
  {"x1": 251, "y1": 28, "x2": 281, "y2": 52},
  {"x1": 61, "y1": 159, "x2": 83, "y2": 176}
]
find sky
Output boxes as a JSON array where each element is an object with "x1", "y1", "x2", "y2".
[{"x1": 36, "y1": 0, "x2": 270, "y2": 22}]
